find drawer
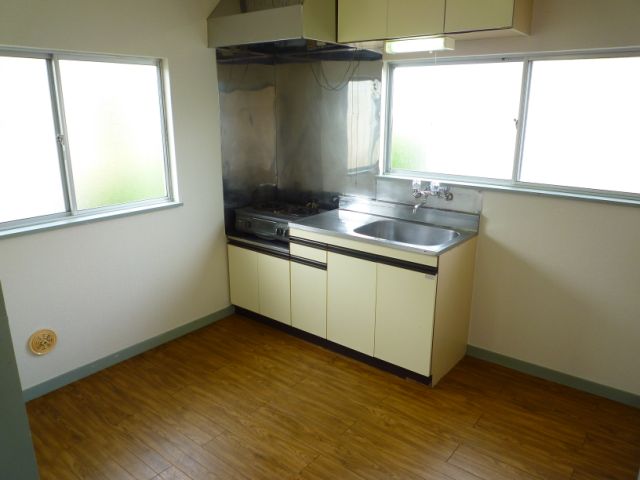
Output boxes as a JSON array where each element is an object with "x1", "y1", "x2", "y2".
[{"x1": 290, "y1": 243, "x2": 327, "y2": 264}]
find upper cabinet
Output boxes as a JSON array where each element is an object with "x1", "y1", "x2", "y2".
[
  {"x1": 338, "y1": 0, "x2": 445, "y2": 42},
  {"x1": 338, "y1": 0, "x2": 389, "y2": 43},
  {"x1": 338, "y1": 0, "x2": 532, "y2": 43},
  {"x1": 444, "y1": 0, "x2": 532, "y2": 36},
  {"x1": 387, "y1": 0, "x2": 446, "y2": 39}
]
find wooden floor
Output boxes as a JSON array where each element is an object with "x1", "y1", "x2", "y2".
[{"x1": 27, "y1": 314, "x2": 640, "y2": 480}]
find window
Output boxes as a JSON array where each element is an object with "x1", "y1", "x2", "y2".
[
  {"x1": 389, "y1": 61, "x2": 523, "y2": 180},
  {"x1": 386, "y1": 53, "x2": 640, "y2": 202},
  {"x1": 520, "y1": 57, "x2": 640, "y2": 194},
  {"x1": 0, "y1": 52, "x2": 174, "y2": 233},
  {"x1": 0, "y1": 57, "x2": 66, "y2": 223}
]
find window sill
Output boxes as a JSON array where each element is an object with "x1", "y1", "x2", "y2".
[
  {"x1": 0, "y1": 201, "x2": 183, "y2": 240},
  {"x1": 381, "y1": 173, "x2": 640, "y2": 208}
]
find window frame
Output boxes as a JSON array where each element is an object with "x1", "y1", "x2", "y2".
[
  {"x1": 383, "y1": 49, "x2": 640, "y2": 206},
  {"x1": 0, "y1": 49, "x2": 179, "y2": 236}
]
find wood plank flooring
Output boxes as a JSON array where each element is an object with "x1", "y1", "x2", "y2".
[{"x1": 27, "y1": 314, "x2": 640, "y2": 480}]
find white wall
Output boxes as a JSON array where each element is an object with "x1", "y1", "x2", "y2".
[
  {"x1": 447, "y1": 0, "x2": 640, "y2": 395},
  {"x1": 0, "y1": 0, "x2": 228, "y2": 390}
]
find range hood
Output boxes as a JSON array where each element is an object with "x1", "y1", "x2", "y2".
[
  {"x1": 208, "y1": 0, "x2": 382, "y2": 63},
  {"x1": 208, "y1": 0, "x2": 336, "y2": 48}
]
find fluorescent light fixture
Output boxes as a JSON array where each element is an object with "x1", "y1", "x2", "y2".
[{"x1": 385, "y1": 36, "x2": 455, "y2": 54}]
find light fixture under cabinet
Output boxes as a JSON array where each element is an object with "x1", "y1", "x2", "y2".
[{"x1": 385, "y1": 36, "x2": 455, "y2": 54}]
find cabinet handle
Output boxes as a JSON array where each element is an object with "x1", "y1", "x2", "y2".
[{"x1": 290, "y1": 256, "x2": 327, "y2": 271}]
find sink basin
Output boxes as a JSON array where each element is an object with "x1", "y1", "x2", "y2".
[{"x1": 353, "y1": 220, "x2": 459, "y2": 247}]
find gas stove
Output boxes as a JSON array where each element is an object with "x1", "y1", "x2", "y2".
[{"x1": 234, "y1": 201, "x2": 321, "y2": 242}]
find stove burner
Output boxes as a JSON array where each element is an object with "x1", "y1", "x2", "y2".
[
  {"x1": 234, "y1": 201, "x2": 323, "y2": 243},
  {"x1": 252, "y1": 201, "x2": 320, "y2": 217}
]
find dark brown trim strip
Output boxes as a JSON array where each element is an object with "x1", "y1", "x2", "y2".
[
  {"x1": 227, "y1": 239, "x2": 290, "y2": 261},
  {"x1": 327, "y1": 245, "x2": 438, "y2": 275},
  {"x1": 235, "y1": 307, "x2": 432, "y2": 386},
  {"x1": 289, "y1": 236, "x2": 328, "y2": 250},
  {"x1": 290, "y1": 256, "x2": 327, "y2": 271}
]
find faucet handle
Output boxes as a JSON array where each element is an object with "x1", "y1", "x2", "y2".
[{"x1": 411, "y1": 179, "x2": 422, "y2": 198}]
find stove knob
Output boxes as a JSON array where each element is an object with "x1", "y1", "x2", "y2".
[{"x1": 276, "y1": 227, "x2": 284, "y2": 236}]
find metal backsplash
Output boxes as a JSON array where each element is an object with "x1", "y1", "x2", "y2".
[{"x1": 219, "y1": 58, "x2": 382, "y2": 225}]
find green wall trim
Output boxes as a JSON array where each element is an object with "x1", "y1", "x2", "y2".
[
  {"x1": 466, "y1": 345, "x2": 640, "y2": 409},
  {"x1": 23, "y1": 305, "x2": 235, "y2": 402}
]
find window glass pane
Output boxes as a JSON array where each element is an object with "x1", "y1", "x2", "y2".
[
  {"x1": 0, "y1": 56, "x2": 65, "y2": 223},
  {"x1": 389, "y1": 62, "x2": 523, "y2": 179},
  {"x1": 521, "y1": 57, "x2": 640, "y2": 194},
  {"x1": 59, "y1": 60, "x2": 167, "y2": 210}
]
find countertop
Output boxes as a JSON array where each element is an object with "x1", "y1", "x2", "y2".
[{"x1": 289, "y1": 207, "x2": 478, "y2": 256}]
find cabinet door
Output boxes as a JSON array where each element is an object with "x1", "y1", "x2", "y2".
[
  {"x1": 444, "y1": 0, "x2": 515, "y2": 33},
  {"x1": 258, "y1": 253, "x2": 291, "y2": 325},
  {"x1": 291, "y1": 261, "x2": 327, "y2": 338},
  {"x1": 338, "y1": 0, "x2": 388, "y2": 42},
  {"x1": 327, "y1": 252, "x2": 376, "y2": 355},
  {"x1": 374, "y1": 264, "x2": 436, "y2": 376},
  {"x1": 228, "y1": 245, "x2": 259, "y2": 313},
  {"x1": 387, "y1": 0, "x2": 445, "y2": 38}
]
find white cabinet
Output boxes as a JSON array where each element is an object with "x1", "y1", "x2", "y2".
[
  {"x1": 228, "y1": 244, "x2": 260, "y2": 313},
  {"x1": 387, "y1": 0, "x2": 446, "y2": 39},
  {"x1": 326, "y1": 252, "x2": 377, "y2": 355},
  {"x1": 337, "y1": 0, "x2": 531, "y2": 43},
  {"x1": 258, "y1": 254, "x2": 291, "y2": 325},
  {"x1": 230, "y1": 225, "x2": 477, "y2": 386},
  {"x1": 291, "y1": 262, "x2": 327, "y2": 337},
  {"x1": 444, "y1": 0, "x2": 532, "y2": 36},
  {"x1": 227, "y1": 244, "x2": 291, "y2": 325},
  {"x1": 338, "y1": 0, "x2": 445, "y2": 42},
  {"x1": 338, "y1": 0, "x2": 388, "y2": 43},
  {"x1": 290, "y1": 242, "x2": 328, "y2": 338},
  {"x1": 290, "y1": 227, "x2": 477, "y2": 385},
  {"x1": 374, "y1": 264, "x2": 437, "y2": 376}
]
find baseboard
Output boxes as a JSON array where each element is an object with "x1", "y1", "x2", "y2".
[
  {"x1": 466, "y1": 345, "x2": 640, "y2": 409},
  {"x1": 23, "y1": 305, "x2": 235, "y2": 402}
]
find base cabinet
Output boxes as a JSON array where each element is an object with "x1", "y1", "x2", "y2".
[
  {"x1": 326, "y1": 252, "x2": 376, "y2": 355},
  {"x1": 228, "y1": 244, "x2": 260, "y2": 313},
  {"x1": 258, "y1": 254, "x2": 291, "y2": 325},
  {"x1": 374, "y1": 264, "x2": 436, "y2": 376},
  {"x1": 227, "y1": 245, "x2": 291, "y2": 325},
  {"x1": 229, "y1": 229, "x2": 476, "y2": 386},
  {"x1": 291, "y1": 261, "x2": 327, "y2": 337}
]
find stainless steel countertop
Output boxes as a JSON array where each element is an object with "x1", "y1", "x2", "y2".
[{"x1": 289, "y1": 208, "x2": 478, "y2": 256}]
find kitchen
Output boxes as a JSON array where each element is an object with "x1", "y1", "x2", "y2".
[{"x1": 1, "y1": 0, "x2": 639, "y2": 478}]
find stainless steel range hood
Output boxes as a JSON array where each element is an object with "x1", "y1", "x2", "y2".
[{"x1": 208, "y1": 0, "x2": 336, "y2": 48}]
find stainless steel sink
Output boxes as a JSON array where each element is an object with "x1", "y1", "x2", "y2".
[{"x1": 353, "y1": 220, "x2": 460, "y2": 247}]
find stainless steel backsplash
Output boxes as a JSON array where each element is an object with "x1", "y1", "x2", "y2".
[{"x1": 218, "y1": 59, "x2": 382, "y2": 211}]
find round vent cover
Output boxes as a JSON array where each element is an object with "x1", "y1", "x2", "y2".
[{"x1": 28, "y1": 329, "x2": 57, "y2": 356}]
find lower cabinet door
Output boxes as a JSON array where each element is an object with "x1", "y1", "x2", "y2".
[
  {"x1": 327, "y1": 252, "x2": 376, "y2": 355},
  {"x1": 258, "y1": 253, "x2": 291, "y2": 325},
  {"x1": 374, "y1": 263, "x2": 437, "y2": 376},
  {"x1": 227, "y1": 245, "x2": 259, "y2": 313},
  {"x1": 291, "y1": 261, "x2": 327, "y2": 338}
]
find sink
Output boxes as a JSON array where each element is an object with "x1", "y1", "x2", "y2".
[{"x1": 353, "y1": 220, "x2": 459, "y2": 247}]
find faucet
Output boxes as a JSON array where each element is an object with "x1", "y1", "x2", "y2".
[{"x1": 411, "y1": 179, "x2": 453, "y2": 213}]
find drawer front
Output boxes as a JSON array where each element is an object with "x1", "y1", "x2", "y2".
[
  {"x1": 290, "y1": 228, "x2": 438, "y2": 269},
  {"x1": 290, "y1": 242, "x2": 327, "y2": 264}
]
